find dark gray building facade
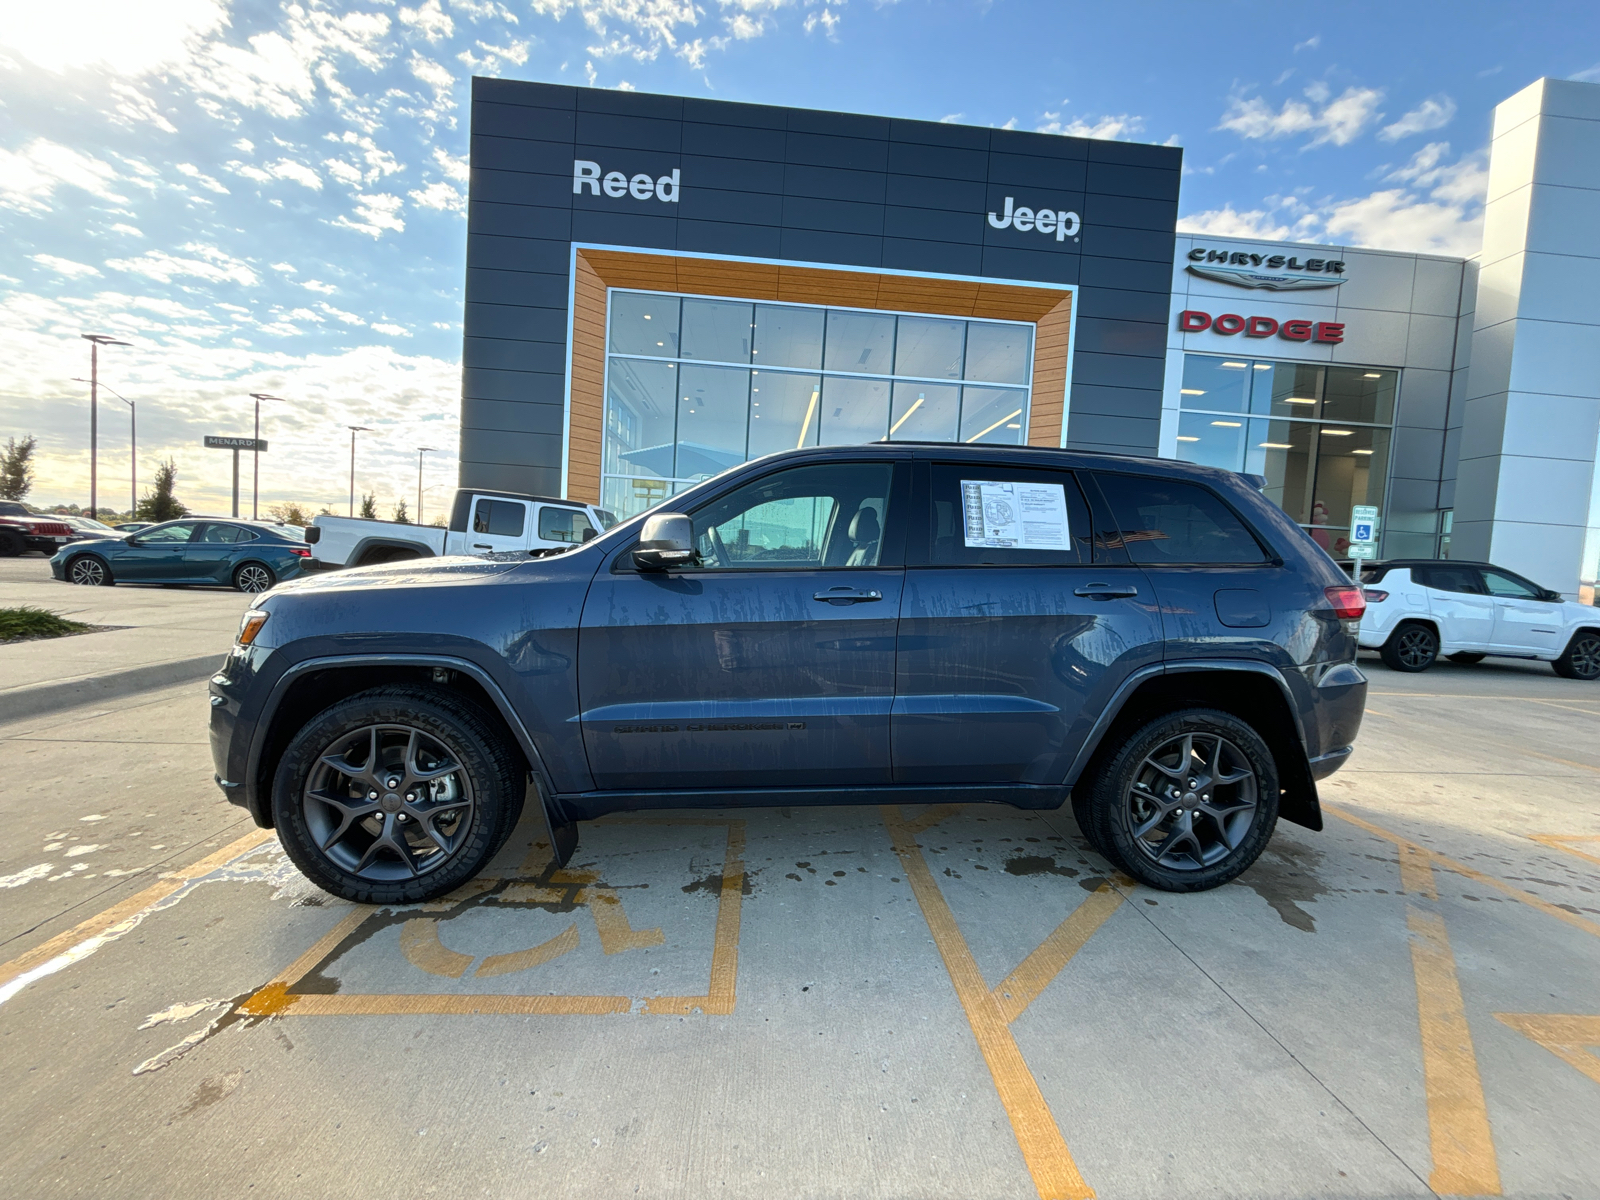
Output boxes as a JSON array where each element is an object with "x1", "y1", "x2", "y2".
[{"x1": 461, "y1": 77, "x2": 1181, "y2": 511}]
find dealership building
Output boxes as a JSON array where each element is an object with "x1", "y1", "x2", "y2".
[{"x1": 460, "y1": 75, "x2": 1600, "y2": 600}]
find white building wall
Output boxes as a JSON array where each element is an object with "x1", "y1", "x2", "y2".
[
  {"x1": 1163, "y1": 234, "x2": 1472, "y2": 556},
  {"x1": 1454, "y1": 77, "x2": 1600, "y2": 599}
]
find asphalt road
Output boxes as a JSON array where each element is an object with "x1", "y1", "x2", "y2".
[{"x1": 1, "y1": 649, "x2": 1597, "y2": 1199}]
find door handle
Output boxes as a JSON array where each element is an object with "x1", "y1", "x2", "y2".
[
  {"x1": 813, "y1": 587, "x2": 883, "y2": 605},
  {"x1": 473, "y1": 543, "x2": 492, "y2": 550},
  {"x1": 1074, "y1": 583, "x2": 1138, "y2": 600}
]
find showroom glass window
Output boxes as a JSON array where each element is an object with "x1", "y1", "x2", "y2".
[
  {"x1": 1173, "y1": 354, "x2": 1397, "y2": 560},
  {"x1": 602, "y1": 290, "x2": 1035, "y2": 519}
]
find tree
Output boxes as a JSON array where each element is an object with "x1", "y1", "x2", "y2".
[
  {"x1": 0, "y1": 435, "x2": 37, "y2": 501},
  {"x1": 392, "y1": 497, "x2": 409, "y2": 524},
  {"x1": 269, "y1": 501, "x2": 312, "y2": 526},
  {"x1": 135, "y1": 459, "x2": 188, "y2": 522},
  {"x1": 359, "y1": 493, "x2": 378, "y2": 519}
]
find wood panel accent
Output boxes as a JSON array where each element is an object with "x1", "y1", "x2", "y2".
[{"x1": 568, "y1": 249, "x2": 1075, "y2": 503}]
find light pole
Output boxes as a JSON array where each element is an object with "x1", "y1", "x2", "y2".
[
  {"x1": 81, "y1": 334, "x2": 130, "y2": 519},
  {"x1": 347, "y1": 426, "x2": 373, "y2": 516},
  {"x1": 74, "y1": 378, "x2": 135, "y2": 516},
  {"x1": 247, "y1": 393, "x2": 285, "y2": 519},
  {"x1": 416, "y1": 447, "x2": 438, "y2": 525}
]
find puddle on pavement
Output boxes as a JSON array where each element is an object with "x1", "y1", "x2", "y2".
[{"x1": 1236, "y1": 840, "x2": 1329, "y2": 932}]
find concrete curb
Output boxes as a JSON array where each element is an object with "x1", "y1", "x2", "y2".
[{"x1": 0, "y1": 654, "x2": 224, "y2": 725}]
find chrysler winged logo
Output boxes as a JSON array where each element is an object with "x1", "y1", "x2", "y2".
[{"x1": 1185, "y1": 248, "x2": 1347, "y2": 291}]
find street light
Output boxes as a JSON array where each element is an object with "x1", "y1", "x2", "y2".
[
  {"x1": 347, "y1": 426, "x2": 374, "y2": 516},
  {"x1": 416, "y1": 447, "x2": 439, "y2": 525},
  {"x1": 73, "y1": 378, "x2": 135, "y2": 516},
  {"x1": 81, "y1": 333, "x2": 131, "y2": 519},
  {"x1": 247, "y1": 393, "x2": 285, "y2": 520}
]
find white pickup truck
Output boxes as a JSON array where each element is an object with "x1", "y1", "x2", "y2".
[{"x1": 304, "y1": 489, "x2": 617, "y2": 569}]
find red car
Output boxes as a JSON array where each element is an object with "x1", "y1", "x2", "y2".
[{"x1": 0, "y1": 500, "x2": 77, "y2": 556}]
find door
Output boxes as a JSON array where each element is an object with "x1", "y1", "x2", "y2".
[
  {"x1": 1091, "y1": 472, "x2": 1289, "y2": 665},
  {"x1": 1484, "y1": 567, "x2": 1564, "y2": 655},
  {"x1": 465, "y1": 496, "x2": 530, "y2": 554},
  {"x1": 578, "y1": 459, "x2": 907, "y2": 791},
  {"x1": 117, "y1": 521, "x2": 200, "y2": 581},
  {"x1": 1415, "y1": 564, "x2": 1494, "y2": 650},
  {"x1": 185, "y1": 522, "x2": 256, "y2": 583},
  {"x1": 892, "y1": 462, "x2": 1162, "y2": 786}
]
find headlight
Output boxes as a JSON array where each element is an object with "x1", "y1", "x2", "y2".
[{"x1": 237, "y1": 610, "x2": 270, "y2": 646}]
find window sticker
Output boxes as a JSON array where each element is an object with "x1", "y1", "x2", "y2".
[{"x1": 960, "y1": 480, "x2": 1070, "y2": 549}]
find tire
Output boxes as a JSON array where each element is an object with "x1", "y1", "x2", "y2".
[
  {"x1": 1079, "y1": 708, "x2": 1279, "y2": 893},
  {"x1": 1552, "y1": 630, "x2": 1600, "y2": 681},
  {"x1": 1380, "y1": 621, "x2": 1438, "y2": 672},
  {"x1": 1448, "y1": 652, "x2": 1486, "y2": 664},
  {"x1": 0, "y1": 530, "x2": 23, "y2": 557},
  {"x1": 233, "y1": 562, "x2": 275, "y2": 593},
  {"x1": 272, "y1": 686, "x2": 525, "y2": 904},
  {"x1": 66, "y1": 554, "x2": 114, "y2": 586}
]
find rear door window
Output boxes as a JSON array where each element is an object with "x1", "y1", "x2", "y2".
[
  {"x1": 1093, "y1": 474, "x2": 1267, "y2": 565},
  {"x1": 472, "y1": 498, "x2": 526, "y2": 537},
  {"x1": 1417, "y1": 565, "x2": 1485, "y2": 594},
  {"x1": 928, "y1": 463, "x2": 1091, "y2": 565}
]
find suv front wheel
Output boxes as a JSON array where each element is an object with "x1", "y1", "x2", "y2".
[
  {"x1": 272, "y1": 686, "x2": 525, "y2": 904},
  {"x1": 1079, "y1": 709, "x2": 1279, "y2": 892}
]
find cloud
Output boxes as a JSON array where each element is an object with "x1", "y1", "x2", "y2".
[
  {"x1": 105, "y1": 244, "x2": 260, "y2": 287},
  {"x1": 803, "y1": 7, "x2": 842, "y2": 38},
  {"x1": 227, "y1": 157, "x2": 324, "y2": 191},
  {"x1": 371, "y1": 321, "x2": 412, "y2": 337},
  {"x1": 1293, "y1": 34, "x2": 1320, "y2": 52},
  {"x1": 334, "y1": 193, "x2": 406, "y2": 237},
  {"x1": 1180, "y1": 141, "x2": 1488, "y2": 257},
  {"x1": 410, "y1": 181, "x2": 465, "y2": 211},
  {"x1": 109, "y1": 223, "x2": 144, "y2": 238},
  {"x1": 0, "y1": 139, "x2": 125, "y2": 214},
  {"x1": 940, "y1": 113, "x2": 965, "y2": 124},
  {"x1": 1571, "y1": 62, "x2": 1600, "y2": 83},
  {"x1": 1036, "y1": 111, "x2": 1145, "y2": 140},
  {"x1": 1217, "y1": 84, "x2": 1384, "y2": 147},
  {"x1": 1379, "y1": 95, "x2": 1457, "y2": 141},
  {"x1": 400, "y1": 0, "x2": 456, "y2": 42},
  {"x1": 1177, "y1": 206, "x2": 1298, "y2": 240},
  {"x1": 0, "y1": 0, "x2": 227, "y2": 75},
  {"x1": 176, "y1": 163, "x2": 231, "y2": 194},
  {"x1": 31, "y1": 254, "x2": 102, "y2": 279}
]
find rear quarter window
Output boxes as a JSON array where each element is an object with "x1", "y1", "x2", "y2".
[{"x1": 1093, "y1": 474, "x2": 1267, "y2": 565}]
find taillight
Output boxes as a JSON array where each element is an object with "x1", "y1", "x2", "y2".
[
  {"x1": 290, "y1": 547, "x2": 311, "y2": 557},
  {"x1": 1362, "y1": 588, "x2": 1389, "y2": 603},
  {"x1": 1324, "y1": 585, "x2": 1367, "y2": 619}
]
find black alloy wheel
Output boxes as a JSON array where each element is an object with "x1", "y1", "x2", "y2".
[
  {"x1": 0, "y1": 530, "x2": 23, "y2": 557},
  {"x1": 1381, "y1": 622, "x2": 1438, "y2": 673},
  {"x1": 67, "y1": 555, "x2": 112, "y2": 586},
  {"x1": 1448, "y1": 652, "x2": 1486, "y2": 664},
  {"x1": 1080, "y1": 708, "x2": 1279, "y2": 892},
  {"x1": 273, "y1": 687, "x2": 522, "y2": 904},
  {"x1": 234, "y1": 562, "x2": 275, "y2": 593},
  {"x1": 1554, "y1": 631, "x2": 1600, "y2": 681}
]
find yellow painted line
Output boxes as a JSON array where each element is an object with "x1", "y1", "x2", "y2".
[
  {"x1": 287, "y1": 992, "x2": 631, "y2": 1016},
  {"x1": 399, "y1": 919, "x2": 477, "y2": 978},
  {"x1": 1364, "y1": 707, "x2": 1396, "y2": 718},
  {"x1": 1326, "y1": 805, "x2": 1600, "y2": 940},
  {"x1": 1493, "y1": 1013, "x2": 1600, "y2": 1086},
  {"x1": 991, "y1": 883, "x2": 1124, "y2": 1025},
  {"x1": 0, "y1": 827, "x2": 275, "y2": 991},
  {"x1": 1399, "y1": 844, "x2": 1438, "y2": 900},
  {"x1": 476, "y1": 925, "x2": 580, "y2": 978},
  {"x1": 903, "y1": 803, "x2": 965, "y2": 836},
  {"x1": 1408, "y1": 906, "x2": 1502, "y2": 1195},
  {"x1": 1526, "y1": 834, "x2": 1600, "y2": 870},
  {"x1": 644, "y1": 821, "x2": 744, "y2": 1015},
  {"x1": 1522, "y1": 697, "x2": 1600, "y2": 719},
  {"x1": 883, "y1": 805, "x2": 1095, "y2": 1200}
]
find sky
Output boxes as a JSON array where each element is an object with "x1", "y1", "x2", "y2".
[{"x1": 1, "y1": 0, "x2": 1596, "y2": 517}]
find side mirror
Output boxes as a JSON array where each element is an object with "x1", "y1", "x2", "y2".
[
  {"x1": 631, "y1": 513, "x2": 695, "y2": 571},
  {"x1": 1542, "y1": 588, "x2": 1563, "y2": 603},
  {"x1": 581, "y1": 526, "x2": 598, "y2": 543},
  {"x1": 124, "y1": 535, "x2": 139, "y2": 546}
]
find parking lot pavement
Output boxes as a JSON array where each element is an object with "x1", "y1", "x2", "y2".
[{"x1": 2, "y1": 660, "x2": 1598, "y2": 1199}]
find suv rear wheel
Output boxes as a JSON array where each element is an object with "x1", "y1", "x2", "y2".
[
  {"x1": 1381, "y1": 621, "x2": 1438, "y2": 672},
  {"x1": 1553, "y1": 630, "x2": 1600, "y2": 681},
  {"x1": 272, "y1": 686, "x2": 525, "y2": 904},
  {"x1": 1079, "y1": 709, "x2": 1279, "y2": 892}
]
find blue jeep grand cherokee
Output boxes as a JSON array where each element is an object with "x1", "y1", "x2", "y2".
[{"x1": 209, "y1": 444, "x2": 1368, "y2": 903}]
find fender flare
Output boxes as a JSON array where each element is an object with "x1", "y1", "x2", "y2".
[
  {"x1": 244, "y1": 653, "x2": 557, "y2": 826},
  {"x1": 346, "y1": 536, "x2": 439, "y2": 567},
  {"x1": 1062, "y1": 659, "x2": 1320, "y2": 829}
]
